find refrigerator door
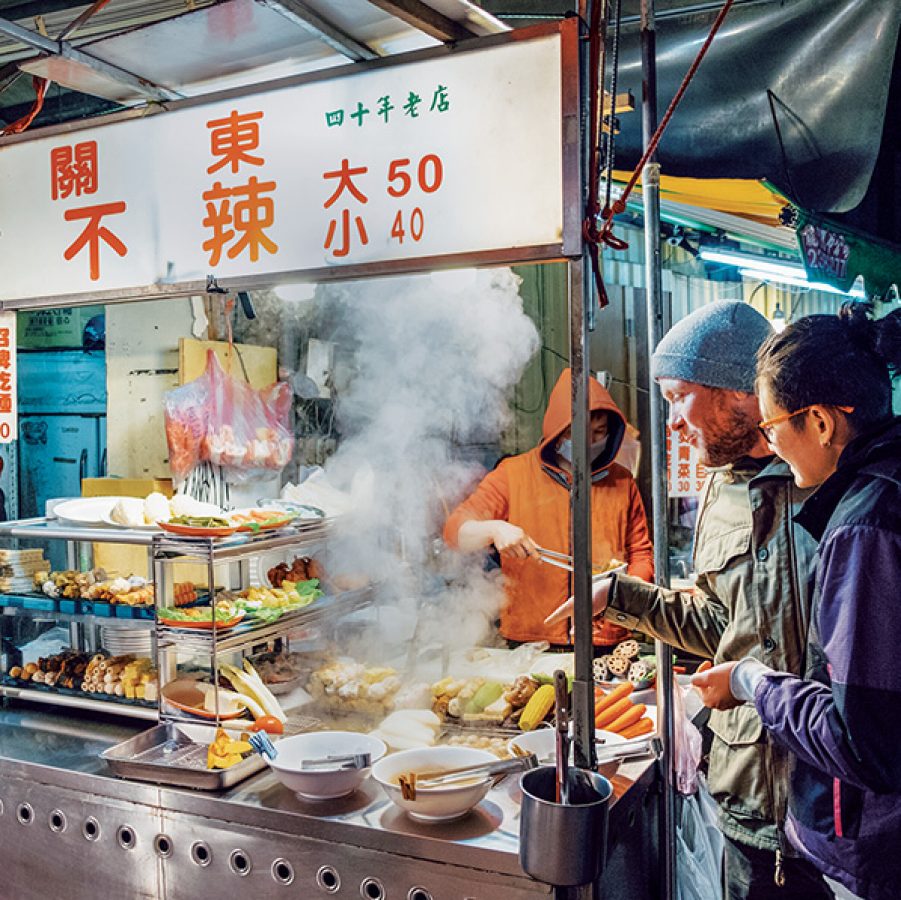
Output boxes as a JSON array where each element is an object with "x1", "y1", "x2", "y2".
[
  {"x1": 18, "y1": 415, "x2": 101, "y2": 519},
  {"x1": 17, "y1": 351, "x2": 106, "y2": 415}
]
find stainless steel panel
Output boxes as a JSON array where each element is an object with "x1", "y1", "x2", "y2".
[{"x1": 0, "y1": 773, "x2": 163, "y2": 900}]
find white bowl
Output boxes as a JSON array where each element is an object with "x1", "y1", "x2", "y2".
[
  {"x1": 371, "y1": 746, "x2": 496, "y2": 822},
  {"x1": 267, "y1": 731, "x2": 387, "y2": 800},
  {"x1": 508, "y1": 728, "x2": 627, "y2": 779}
]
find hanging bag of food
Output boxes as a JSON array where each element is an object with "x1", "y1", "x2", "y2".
[{"x1": 165, "y1": 350, "x2": 293, "y2": 485}]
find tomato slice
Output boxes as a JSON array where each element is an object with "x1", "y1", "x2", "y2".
[{"x1": 251, "y1": 716, "x2": 284, "y2": 735}]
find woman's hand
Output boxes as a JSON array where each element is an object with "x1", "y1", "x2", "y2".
[
  {"x1": 691, "y1": 661, "x2": 741, "y2": 710},
  {"x1": 543, "y1": 576, "x2": 613, "y2": 626}
]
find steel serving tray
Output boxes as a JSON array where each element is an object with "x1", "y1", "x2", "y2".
[{"x1": 101, "y1": 721, "x2": 266, "y2": 790}]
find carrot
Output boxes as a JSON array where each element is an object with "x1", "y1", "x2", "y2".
[
  {"x1": 606, "y1": 703, "x2": 647, "y2": 734},
  {"x1": 696, "y1": 660, "x2": 713, "y2": 674},
  {"x1": 595, "y1": 696, "x2": 635, "y2": 729},
  {"x1": 619, "y1": 716, "x2": 654, "y2": 740},
  {"x1": 594, "y1": 681, "x2": 633, "y2": 716}
]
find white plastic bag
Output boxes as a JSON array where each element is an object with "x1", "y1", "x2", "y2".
[
  {"x1": 676, "y1": 776, "x2": 724, "y2": 900},
  {"x1": 672, "y1": 678, "x2": 704, "y2": 794}
]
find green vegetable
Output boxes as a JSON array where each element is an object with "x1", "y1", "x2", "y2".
[
  {"x1": 169, "y1": 515, "x2": 231, "y2": 528},
  {"x1": 465, "y1": 680, "x2": 505, "y2": 714}
]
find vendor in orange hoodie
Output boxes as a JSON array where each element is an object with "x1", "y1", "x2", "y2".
[{"x1": 444, "y1": 368, "x2": 654, "y2": 646}]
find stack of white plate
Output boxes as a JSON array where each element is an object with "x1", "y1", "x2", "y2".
[{"x1": 100, "y1": 623, "x2": 153, "y2": 657}]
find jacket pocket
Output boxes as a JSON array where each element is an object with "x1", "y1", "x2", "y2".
[
  {"x1": 693, "y1": 524, "x2": 752, "y2": 577},
  {"x1": 833, "y1": 778, "x2": 864, "y2": 840},
  {"x1": 707, "y1": 705, "x2": 773, "y2": 824}
]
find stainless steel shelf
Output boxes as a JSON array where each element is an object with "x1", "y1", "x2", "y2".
[
  {"x1": 0, "y1": 516, "x2": 332, "y2": 552},
  {"x1": 0, "y1": 684, "x2": 158, "y2": 721},
  {"x1": 156, "y1": 587, "x2": 371, "y2": 653}
]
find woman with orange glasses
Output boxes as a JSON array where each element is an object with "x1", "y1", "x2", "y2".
[{"x1": 692, "y1": 301, "x2": 901, "y2": 900}]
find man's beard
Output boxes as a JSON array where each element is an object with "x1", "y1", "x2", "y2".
[{"x1": 701, "y1": 404, "x2": 760, "y2": 467}]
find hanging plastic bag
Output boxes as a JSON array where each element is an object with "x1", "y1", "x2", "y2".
[
  {"x1": 671, "y1": 676, "x2": 703, "y2": 794},
  {"x1": 676, "y1": 775, "x2": 724, "y2": 900},
  {"x1": 164, "y1": 350, "x2": 294, "y2": 485},
  {"x1": 164, "y1": 369, "x2": 211, "y2": 483},
  {"x1": 203, "y1": 350, "x2": 293, "y2": 483}
]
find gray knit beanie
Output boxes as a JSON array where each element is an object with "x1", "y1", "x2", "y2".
[{"x1": 651, "y1": 301, "x2": 772, "y2": 393}]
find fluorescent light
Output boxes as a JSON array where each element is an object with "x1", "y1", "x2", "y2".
[
  {"x1": 701, "y1": 249, "x2": 805, "y2": 281},
  {"x1": 738, "y1": 269, "x2": 865, "y2": 299}
]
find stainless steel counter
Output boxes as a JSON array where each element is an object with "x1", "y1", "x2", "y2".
[{"x1": 0, "y1": 704, "x2": 660, "y2": 899}]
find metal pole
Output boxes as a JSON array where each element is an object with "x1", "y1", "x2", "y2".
[
  {"x1": 640, "y1": 2, "x2": 676, "y2": 900},
  {"x1": 570, "y1": 0, "x2": 597, "y2": 775}
]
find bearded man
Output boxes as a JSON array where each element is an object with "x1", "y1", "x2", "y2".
[{"x1": 547, "y1": 301, "x2": 829, "y2": 900}]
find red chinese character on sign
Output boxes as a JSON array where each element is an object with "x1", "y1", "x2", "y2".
[
  {"x1": 0, "y1": 396, "x2": 10, "y2": 414},
  {"x1": 202, "y1": 177, "x2": 279, "y2": 265},
  {"x1": 323, "y1": 159, "x2": 369, "y2": 258},
  {"x1": 677, "y1": 444, "x2": 691, "y2": 462},
  {"x1": 62, "y1": 202, "x2": 128, "y2": 281},
  {"x1": 0, "y1": 372, "x2": 10, "y2": 392},
  {"x1": 0, "y1": 329, "x2": 8, "y2": 348},
  {"x1": 50, "y1": 141, "x2": 98, "y2": 201},
  {"x1": 0, "y1": 350, "x2": 9, "y2": 368},
  {"x1": 206, "y1": 110, "x2": 264, "y2": 175}
]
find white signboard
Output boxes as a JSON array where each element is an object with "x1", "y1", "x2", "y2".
[
  {"x1": 666, "y1": 425, "x2": 707, "y2": 498},
  {"x1": 0, "y1": 312, "x2": 16, "y2": 442},
  {"x1": 0, "y1": 29, "x2": 572, "y2": 304}
]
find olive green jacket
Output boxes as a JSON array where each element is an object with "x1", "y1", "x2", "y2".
[{"x1": 605, "y1": 457, "x2": 817, "y2": 851}]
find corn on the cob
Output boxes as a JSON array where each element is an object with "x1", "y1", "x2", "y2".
[{"x1": 519, "y1": 683, "x2": 556, "y2": 731}]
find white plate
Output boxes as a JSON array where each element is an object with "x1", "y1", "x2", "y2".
[{"x1": 53, "y1": 497, "x2": 126, "y2": 527}]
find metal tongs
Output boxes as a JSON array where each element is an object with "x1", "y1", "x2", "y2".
[
  {"x1": 535, "y1": 547, "x2": 626, "y2": 582},
  {"x1": 300, "y1": 752, "x2": 372, "y2": 771},
  {"x1": 398, "y1": 753, "x2": 538, "y2": 800},
  {"x1": 554, "y1": 669, "x2": 570, "y2": 804}
]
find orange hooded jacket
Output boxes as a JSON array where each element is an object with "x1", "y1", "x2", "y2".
[{"x1": 444, "y1": 369, "x2": 654, "y2": 644}]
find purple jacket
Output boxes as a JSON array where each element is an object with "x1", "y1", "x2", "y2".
[{"x1": 755, "y1": 417, "x2": 901, "y2": 900}]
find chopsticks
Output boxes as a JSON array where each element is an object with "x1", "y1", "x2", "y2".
[{"x1": 398, "y1": 753, "x2": 538, "y2": 800}]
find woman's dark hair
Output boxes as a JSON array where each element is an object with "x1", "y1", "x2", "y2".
[{"x1": 756, "y1": 301, "x2": 901, "y2": 432}]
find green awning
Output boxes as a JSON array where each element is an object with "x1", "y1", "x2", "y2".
[{"x1": 792, "y1": 208, "x2": 901, "y2": 300}]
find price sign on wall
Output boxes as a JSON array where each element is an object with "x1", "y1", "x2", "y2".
[
  {"x1": 666, "y1": 425, "x2": 707, "y2": 498},
  {"x1": 0, "y1": 26, "x2": 574, "y2": 305},
  {"x1": 0, "y1": 312, "x2": 16, "y2": 443}
]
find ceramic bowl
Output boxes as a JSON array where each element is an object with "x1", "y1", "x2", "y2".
[
  {"x1": 371, "y1": 746, "x2": 496, "y2": 822},
  {"x1": 267, "y1": 731, "x2": 387, "y2": 800}
]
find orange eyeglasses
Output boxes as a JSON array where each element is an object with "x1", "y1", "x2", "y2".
[{"x1": 757, "y1": 405, "x2": 855, "y2": 442}]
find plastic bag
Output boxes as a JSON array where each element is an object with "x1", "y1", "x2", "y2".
[
  {"x1": 672, "y1": 677, "x2": 704, "y2": 794},
  {"x1": 164, "y1": 350, "x2": 294, "y2": 484},
  {"x1": 676, "y1": 776, "x2": 724, "y2": 900}
]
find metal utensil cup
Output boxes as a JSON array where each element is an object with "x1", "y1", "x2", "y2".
[{"x1": 519, "y1": 766, "x2": 613, "y2": 887}]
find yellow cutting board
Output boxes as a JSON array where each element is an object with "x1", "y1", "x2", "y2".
[{"x1": 178, "y1": 338, "x2": 277, "y2": 388}]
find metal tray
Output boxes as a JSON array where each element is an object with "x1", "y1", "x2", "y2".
[{"x1": 101, "y1": 721, "x2": 266, "y2": 790}]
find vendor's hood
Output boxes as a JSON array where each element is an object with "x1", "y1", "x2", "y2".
[{"x1": 539, "y1": 368, "x2": 627, "y2": 476}]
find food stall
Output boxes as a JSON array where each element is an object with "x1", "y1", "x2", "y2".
[{"x1": 0, "y1": 17, "x2": 664, "y2": 900}]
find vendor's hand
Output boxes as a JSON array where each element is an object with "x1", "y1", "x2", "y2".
[
  {"x1": 691, "y1": 661, "x2": 740, "y2": 710},
  {"x1": 543, "y1": 576, "x2": 612, "y2": 627},
  {"x1": 490, "y1": 522, "x2": 539, "y2": 560}
]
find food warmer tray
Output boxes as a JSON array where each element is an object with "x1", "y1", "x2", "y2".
[{"x1": 101, "y1": 721, "x2": 266, "y2": 790}]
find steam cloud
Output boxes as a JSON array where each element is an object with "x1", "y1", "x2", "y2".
[{"x1": 300, "y1": 268, "x2": 539, "y2": 667}]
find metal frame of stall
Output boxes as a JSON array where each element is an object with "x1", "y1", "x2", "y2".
[{"x1": 0, "y1": 14, "x2": 676, "y2": 899}]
